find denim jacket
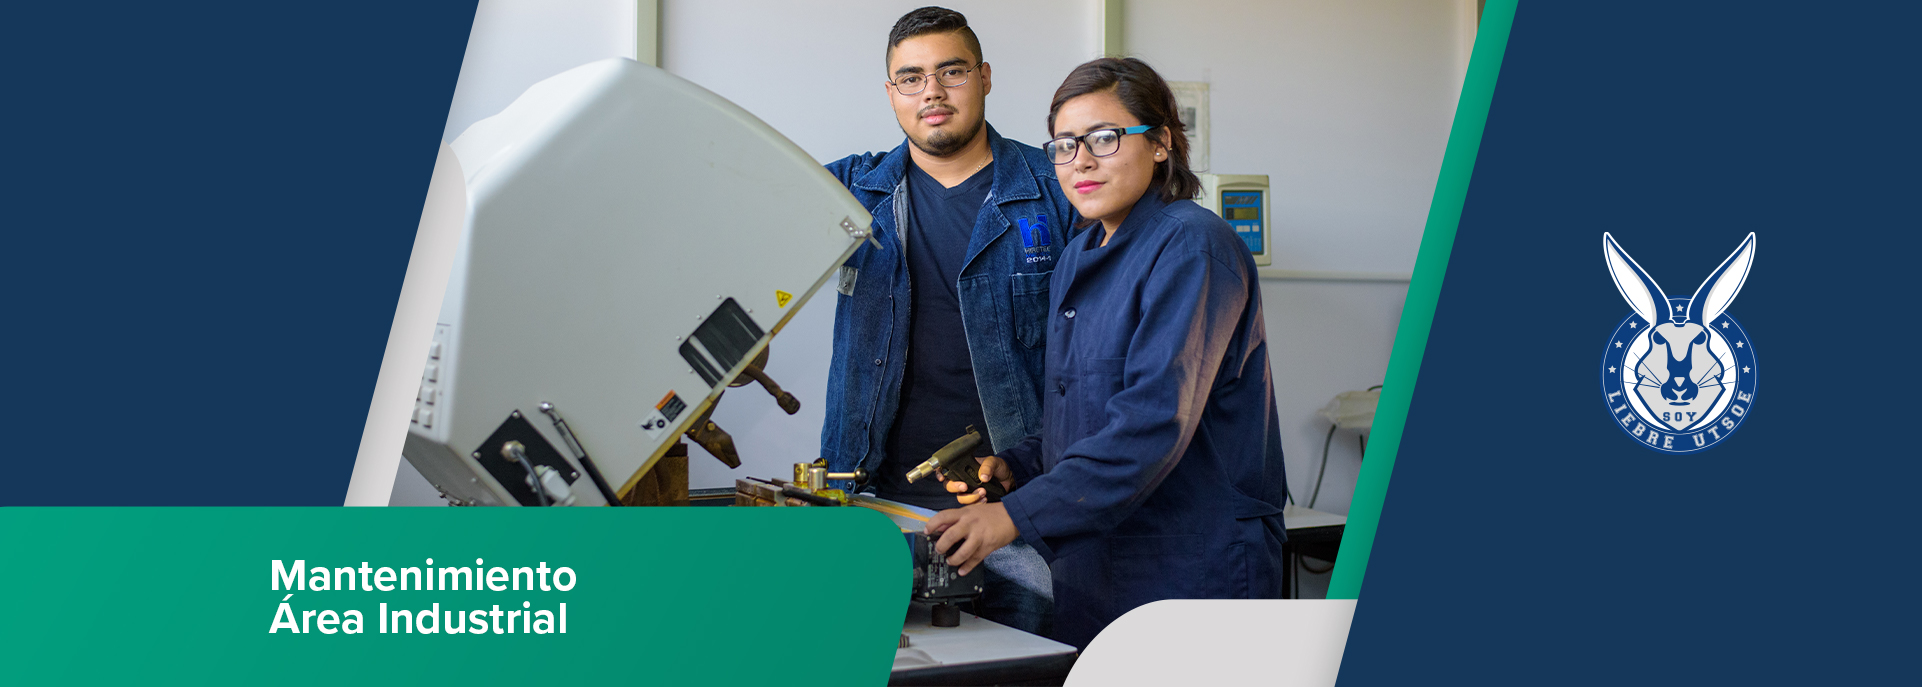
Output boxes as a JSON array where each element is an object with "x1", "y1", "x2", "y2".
[{"x1": 820, "y1": 125, "x2": 1079, "y2": 484}]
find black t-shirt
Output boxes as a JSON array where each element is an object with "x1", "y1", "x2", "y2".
[{"x1": 874, "y1": 160, "x2": 997, "y2": 510}]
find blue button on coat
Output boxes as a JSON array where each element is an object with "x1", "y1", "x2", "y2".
[{"x1": 997, "y1": 191, "x2": 1288, "y2": 650}]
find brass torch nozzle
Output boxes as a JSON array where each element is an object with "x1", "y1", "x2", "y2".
[
  {"x1": 905, "y1": 457, "x2": 942, "y2": 484},
  {"x1": 904, "y1": 426, "x2": 983, "y2": 484}
]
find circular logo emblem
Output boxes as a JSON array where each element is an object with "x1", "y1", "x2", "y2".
[{"x1": 1600, "y1": 297, "x2": 1757, "y2": 453}]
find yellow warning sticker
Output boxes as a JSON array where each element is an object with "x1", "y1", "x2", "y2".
[{"x1": 775, "y1": 290, "x2": 794, "y2": 308}]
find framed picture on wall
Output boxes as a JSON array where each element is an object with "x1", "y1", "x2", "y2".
[{"x1": 1169, "y1": 81, "x2": 1210, "y2": 173}]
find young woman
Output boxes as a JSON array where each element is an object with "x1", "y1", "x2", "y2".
[{"x1": 926, "y1": 57, "x2": 1288, "y2": 649}]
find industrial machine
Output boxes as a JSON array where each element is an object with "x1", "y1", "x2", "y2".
[
  {"x1": 1198, "y1": 173, "x2": 1272, "y2": 266},
  {"x1": 402, "y1": 58, "x2": 873, "y2": 507},
  {"x1": 400, "y1": 58, "x2": 1077, "y2": 682}
]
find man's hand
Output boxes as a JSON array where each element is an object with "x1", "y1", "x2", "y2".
[
  {"x1": 926, "y1": 502, "x2": 1019, "y2": 576},
  {"x1": 941, "y1": 454, "x2": 1014, "y2": 505}
]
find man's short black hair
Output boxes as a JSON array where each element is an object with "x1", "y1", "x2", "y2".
[{"x1": 886, "y1": 6, "x2": 984, "y2": 70}]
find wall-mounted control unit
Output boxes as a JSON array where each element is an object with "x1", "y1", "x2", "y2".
[{"x1": 1198, "y1": 174, "x2": 1271, "y2": 266}]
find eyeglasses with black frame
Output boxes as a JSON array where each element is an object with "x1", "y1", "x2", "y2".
[
  {"x1": 889, "y1": 63, "x2": 979, "y2": 96},
  {"x1": 1045, "y1": 125, "x2": 1157, "y2": 165}
]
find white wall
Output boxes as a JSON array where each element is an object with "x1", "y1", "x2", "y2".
[
  {"x1": 440, "y1": 0, "x2": 637, "y2": 142},
  {"x1": 662, "y1": 0, "x2": 1100, "y2": 162},
  {"x1": 1127, "y1": 0, "x2": 1466, "y2": 275},
  {"x1": 395, "y1": 0, "x2": 1474, "y2": 516}
]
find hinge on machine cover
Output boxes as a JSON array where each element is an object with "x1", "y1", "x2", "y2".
[{"x1": 841, "y1": 217, "x2": 881, "y2": 249}]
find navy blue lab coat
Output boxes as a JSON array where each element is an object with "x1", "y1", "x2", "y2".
[{"x1": 997, "y1": 191, "x2": 1288, "y2": 650}]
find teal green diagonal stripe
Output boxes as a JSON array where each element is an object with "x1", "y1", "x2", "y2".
[{"x1": 1326, "y1": 0, "x2": 1517, "y2": 600}]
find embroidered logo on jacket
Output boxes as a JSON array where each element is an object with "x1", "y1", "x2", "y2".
[
  {"x1": 1599, "y1": 232, "x2": 1758, "y2": 454},
  {"x1": 1019, "y1": 215, "x2": 1052, "y2": 264}
]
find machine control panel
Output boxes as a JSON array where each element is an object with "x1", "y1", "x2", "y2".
[
  {"x1": 1221, "y1": 191, "x2": 1264, "y2": 254},
  {"x1": 1199, "y1": 174, "x2": 1272, "y2": 266}
]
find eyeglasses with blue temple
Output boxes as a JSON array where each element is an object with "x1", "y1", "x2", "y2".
[{"x1": 1044, "y1": 125, "x2": 1158, "y2": 165}]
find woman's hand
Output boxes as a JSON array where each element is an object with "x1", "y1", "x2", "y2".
[
  {"x1": 941, "y1": 454, "x2": 1014, "y2": 505},
  {"x1": 926, "y1": 502, "x2": 1019, "y2": 576}
]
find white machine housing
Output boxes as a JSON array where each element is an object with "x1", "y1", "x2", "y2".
[
  {"x1": 1197, "y1": 173, "x2": 1272, "y2": 266},
  {"x1": 403, "y1": 58, "x2": 871, "y2": 506}
]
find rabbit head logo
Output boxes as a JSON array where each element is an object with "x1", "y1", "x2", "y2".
[{"x1": 1600, "y1": 233, "x2": 1758, "y2": 453}]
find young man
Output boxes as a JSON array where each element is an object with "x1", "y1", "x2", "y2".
[{"x1": 821, "y1": 7, "x2": 1074, "y2": 636}]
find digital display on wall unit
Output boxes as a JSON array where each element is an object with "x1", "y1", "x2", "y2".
[{"x1": 1224, "y1": 207, "x2": 1260, "y2": 221}]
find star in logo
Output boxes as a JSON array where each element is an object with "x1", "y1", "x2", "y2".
[
  {"x1": 1609, "y1": 366, "x2": 1617, "y2": 373},
  {"x1": 1743, "y1": 366, "x2": 1750, "y2": 373},
  {"x1": 1629, "y1": 322, "x2": 1638, "y2": 328},
  {"x1": 1615, "y1": 341, "x2": 1622, "y2": 348},
  {"x1": 1736, "y1": 341, "x2": 1744, "y2": 348},
  {"x1": 1721, "y1": 321, "x2": 1729, "y2": 328}
]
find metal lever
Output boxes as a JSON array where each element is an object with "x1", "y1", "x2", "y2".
[
  {"x1": 740, "y1": 361, "x2": 800, "y2": 414},
  {"x1": 793, "y1": 459, "x2": 868, "y2": 491},
  {"x1": 684, "y1": 402, "x2": 740, "y2": 468}
]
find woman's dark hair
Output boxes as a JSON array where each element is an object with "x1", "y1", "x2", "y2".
[{"x1": 1046, "y1": 57, "x2": 1201, "y2": 205}]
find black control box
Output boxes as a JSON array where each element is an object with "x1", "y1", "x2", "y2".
[{"x1": 906, "y1": 531, "x2": 984, "y2": 601}]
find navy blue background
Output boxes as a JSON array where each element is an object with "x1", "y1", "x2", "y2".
[
  {"x1": 1339, "y1": 2, "x2": 1915, "y2": 684},
  {"x1": 3, "y1": 3, "x2": 477, "y2": 505}
]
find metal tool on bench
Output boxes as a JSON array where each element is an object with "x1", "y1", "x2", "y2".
[{"x1": 734, "y1": 459, "x2": 866, "y2": 507}]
